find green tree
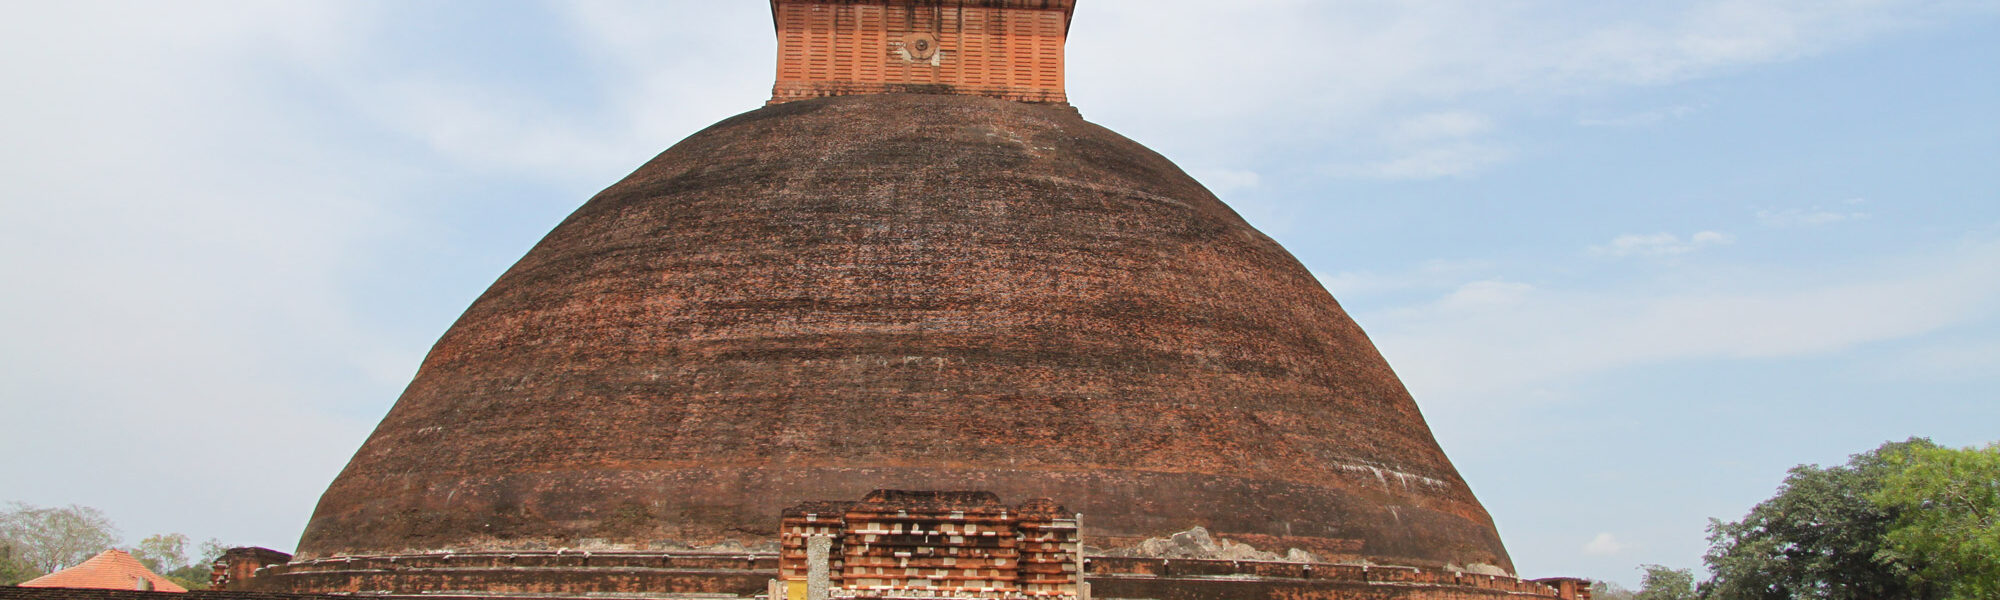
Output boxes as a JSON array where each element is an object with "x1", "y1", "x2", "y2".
[
  {"x1": 0, "y1": 502, "x2": 121, "y2": 575},
  {"x1": 130, "y1": 532, "x2": 216, "y2": 588},
  {"x1": 1703, "y1": 438, "x2": 1939, "y2": 600},
  {"x1": 1634, "y1": 564, "x2": 1698, "y2": 600},
  {"x1": 158, "y1": 537, "x2": 229, "y2": 590},
  {"x1": 1872, "y1": 442, "x2": 2000, "y2": 600},
  {"x1": 1, "y1": 540, "x2": 38, "y2": 585},
  {"x1": 163, "y1": 564, "x2": 212, "y2": 590}
]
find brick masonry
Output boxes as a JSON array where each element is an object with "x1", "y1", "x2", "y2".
[
  {"x1": 275, "y1": 2, "x2": 1556, "y2": 598},
  {"x1": 770, "y1": 0, "x2": 1072, "y2": 105},
  {"x1": 0, "y1": 588, "x2": 341, "y2": 600},
  {"x1": 294, "y1": 92, "x2": 1513, "y2": 574},
  {"x1": 208, "y1": 553, "x2": 1594, "y2": 599},
  {"x1": 776, "y1": 490, "x2": 1084, "y2": 599}
]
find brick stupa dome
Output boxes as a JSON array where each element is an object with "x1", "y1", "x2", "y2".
[
  {"x1": 258, "y1": 2, "x2": 1558, "y2": 597},
  {"x1": 294, "y1": 92, "x2": 1513, "y2": 573}
]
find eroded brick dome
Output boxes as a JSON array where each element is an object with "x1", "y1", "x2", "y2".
[{"x1": 297, "y1": 93, "x2": 1513, "y2": 572}]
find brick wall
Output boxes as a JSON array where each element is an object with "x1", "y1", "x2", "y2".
[
  {"x1": 770, "y1": 0, "x2": 1072, "y2": 104},
  {"x1": 231, "y1": 553, "x2": 775, "y2": 597},
  {"x1": 776, "y1": 491, "x2": 1083, "y2": 599},
  {"x1": 1083, "y1": 558, "x2": 1584, "y2": 600},
  {"x1": 0, "y1": 588, "x2": 339, "y2": 600},
  {"x1": 216, "y1": 552, "x2": 1589, "y2": 600}
]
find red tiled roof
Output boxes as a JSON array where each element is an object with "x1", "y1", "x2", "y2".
[{"x1": 19, "y1": 549, "x2": 188, "y2": 593}]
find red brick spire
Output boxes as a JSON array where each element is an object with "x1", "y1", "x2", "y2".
[{"x1": 769, "y1": 0, "x2": 1075, "y2": 105}]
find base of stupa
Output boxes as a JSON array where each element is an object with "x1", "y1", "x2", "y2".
[{"x1": 233, "y1": 552, "x2": 1586, "y2": 600}]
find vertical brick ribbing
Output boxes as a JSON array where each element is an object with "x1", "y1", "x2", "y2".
[{"x1": 770, "y1": 0, "x2": 1072, "y2": 105}]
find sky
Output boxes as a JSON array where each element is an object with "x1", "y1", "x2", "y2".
[{"x1": 1, "y1": 0, "x2": 1995, "y2": 588}]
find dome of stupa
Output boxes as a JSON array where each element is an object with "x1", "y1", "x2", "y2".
[{"x1": 295, "y1": 91, "x2": 1510, "y2": 573}]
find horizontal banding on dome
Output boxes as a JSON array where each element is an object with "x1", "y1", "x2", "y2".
[{"x1": 297, "y1": 93, "x2": 1511, "y2": 573}]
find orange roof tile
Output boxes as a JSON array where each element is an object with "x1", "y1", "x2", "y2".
[{"x1": 19, "y1": 549, "x2": 188, "y2": 593}]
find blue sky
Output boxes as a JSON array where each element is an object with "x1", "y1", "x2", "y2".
[{"x1": 1, "y1": 0, "x2": 1995, "y2": 587}]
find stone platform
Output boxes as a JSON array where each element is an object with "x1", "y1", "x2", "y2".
[{"x1": 225, "y1": 552, "x2": 1587, "y2": 600}]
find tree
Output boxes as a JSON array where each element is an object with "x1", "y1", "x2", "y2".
[
  {"x1": 157, "y1": 537, "x2": 229, "y2": 590},
  {"x1": 197, "y1": 538, "x2": 229, "y2": 565},
  {"x1": 1635, "y1": 564, "x2": 1698, "y2": 600},
  {"x1": 0, "y1": 503, "x2": 228, "y2": 589},
  {"x1": 1872, "y1": 442, "x2": 2000, "y2": 600},
  {"x1": 1703, "y1": 438, "x2": 1940, "y2": 600},
  {"x1": 162, "y1": 564, "x2": 212, "y2": 590},
  {"x1": 130, "y1": 532, "x2": 190, "y2": 575},
  {"x1": 1, "y1": 541, "x2": 37, "y2": 586},
  {"x1": 131, "y1": 532, "x2": 218, "y2": 589},
  {"x1": 0, "y1": 502, "x2": 121, "y2": 575},
  {"x1": 1593, "y1": 579, "x2": 1638, "y2": 600}
]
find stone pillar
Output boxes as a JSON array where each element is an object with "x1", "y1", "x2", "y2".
[{"x1": 806, "y1": 535, "x2": 832, "y2": 600}]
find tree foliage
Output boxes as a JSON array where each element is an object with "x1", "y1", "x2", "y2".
[
  {"x1": 156, "y1": 537, "x2": 229, "y2": 590},
  {"x1": 0, "y1": 547, "x2": 37, "y2": 586},
  {"x1": 0, "y1": 502, "x2": 121, "y2": 575},
  {"x1": 163, "y1": 564, "x2": 213, "y2": 590},
  {"x1": 0, "y1": 502, "x2": 227, "y2": 589},
  {"x1": 130, "y1": 532, "x2": 190, "y2": 575},
  {"x1": 1635, "y1": 564, "x2": 1698, "y2": 600},
  {"x1": 128, "y1": 532, "x2": 217, "y2": 589},
  {"x1": 198, "y1": 538, "x2": 229, "y2": 565},
  {"x1": 1594, "y1": 579, "x2": 1638, "y2": 600},
  {"x1": 1872, "y1": 442, "x2": 2000, "y2": 600},
  {"x1": 1702, "y1": 438, "x2": 1940, "y2": 600}
]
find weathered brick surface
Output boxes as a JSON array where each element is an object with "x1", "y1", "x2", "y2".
[
  {"x1": 239, "y1": 551, "x2": 779, "y2": 596},
  {"x1": 773, "y1": 490, "x2": 1084, "y2": 597},
  {"x1": 0, "y1": 588, "x2": 341, "y2": 600},
  {"x1": 770, "y1": 0, "x2": 1072, "y2": 105},
  {"x1": 208, "y1": 554, "x2": 1584, "y2": 599},
  {"x1": 210, "y1": 548, "x2": 291, "y2": 590},
  {"x1": 1088, "y1": 577, "x2": 1563, "y2": 600},
  {"x1": 295, "y1": 92, "x2": 1511, "y2": 579},
  {"x1": 1084, "y1": 559, "x2": 1577, "y2": 600}
]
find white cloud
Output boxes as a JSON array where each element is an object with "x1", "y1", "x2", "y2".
[
  {"x1": 1393, "y1": 111, "x2": 1496, "y2": 143},
  {"x1": 1591, "y1": 231, "x2": 1735, "y2": 258},
  {"x1": 1578, "y1": 104, "x2": 1705, "y2": 127},
  {"x1": 1189, "y1": 168, "x2": 1264, "y2": 197},
  {"x1": 1440, "y1": 281, "x2": 1539, "y2": 312},
  {"x1": 1315, "y1": 259, "x2": 1500, "y2": 299},
  {"x1": 1067, "y1": 0, "x2": 1993, "y2": 170},
  {"x1": 1874, "y1": 339, "x2": 2000, "y2": 382},
  {"x1": 1329, "y1": 142, "x2": 1516, "y2": 180},
  {"x1": 1367, "y1": 239, "x2": 2000, "y2": 402},
  {"x1": 1584, "y1": 532, "x2": 1628, "y2": 556},
  {"x1": 1323, "y1": 111, "x2": 1511, "y2": 180},
  {"x1": 1757, "y1": 205, "x2": 1872, "y2": 228},
  {"x1": 357, "y1": 79, "x2": 643, "y2": 178},
  {"x1": 319, "y1": 2, "x2": 770, "y2": 182},
  {"x1": 0, "y1": 1, "x2": 415, "y2": 550},
  {"x1": 0, "y1": 1, "x2": 830, "y2": 552}
]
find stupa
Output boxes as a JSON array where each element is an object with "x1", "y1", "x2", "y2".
[{"x1": 239, "y1": 2, "x2": 1586, "y2": 599}]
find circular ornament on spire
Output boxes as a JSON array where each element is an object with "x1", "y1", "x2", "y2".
[{"x1": 903, "y1": 33, "x2": 939, "y2": 61}]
